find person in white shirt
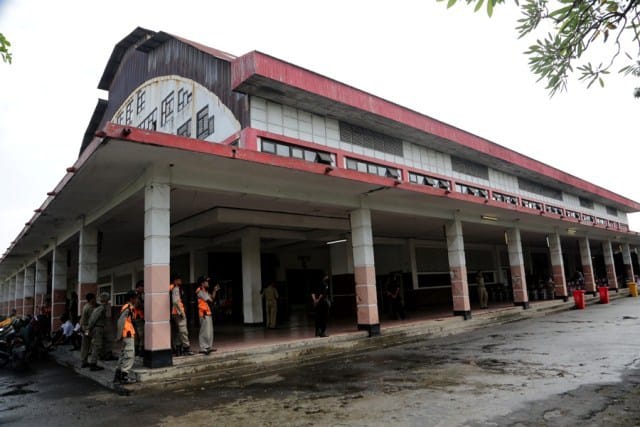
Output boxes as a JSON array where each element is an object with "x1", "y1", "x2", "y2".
[{"x1": 53, "y1": 315, "x2": 81, "y2": 349}]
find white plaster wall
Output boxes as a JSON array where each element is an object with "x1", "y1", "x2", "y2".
[
  {"x1": 112, "y1": 75, "x2": 241, "y2": 143},
  {"x1": 251, "y1": 96, "x2": 627, "y2": 225},
  {"x1": 401, "y1": 141, "x2": 452, "y2": 177},
  {"x1": 251, "y1": 96, "x2": 407, "y2": 165}
]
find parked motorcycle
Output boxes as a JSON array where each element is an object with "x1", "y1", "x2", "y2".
[{"x1": 0, "y1": 317, "x2": 27, "y2": 369}]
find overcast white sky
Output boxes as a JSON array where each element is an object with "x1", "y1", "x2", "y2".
[{"x1": 0, "y1": 0, "x2": 639, "y2": 255}]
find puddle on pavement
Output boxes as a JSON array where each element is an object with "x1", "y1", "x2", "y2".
[{"x1": 0, "y1": 381, "x2": 37, "y2": 397}]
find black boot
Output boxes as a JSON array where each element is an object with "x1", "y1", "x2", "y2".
[
  {"x1": 181, "y1": 347, "x2": 194, "y2": 356},
  {"x1": 89, "y1": 363, "x2": 104, "y2": 371},
  {"x1": 113, "y1": 369, "x2": 122, "y2": 383},
  {"x1": 120, "y1": 372, "x2": 137, "y2": 384}
]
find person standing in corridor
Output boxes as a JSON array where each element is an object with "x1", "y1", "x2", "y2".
[
  {"x1": 86, "y1": 293, "x2": 110, "y2": 371},
  {"x1": 195, "y1": 276, "x2": 219, "y2": 355},
  {"x1": 79, "y1": 293, "x2": 96, "y2": 368},
  {"x1": 170, "y1": 274, "x2": 193, "y2": 356},
  {"x1": 476, "y1": 271, "x2": 489, "y2": 309},
  {"x1": 262, "y1": 281, "x2": 279, "y2": 329},
  {"x1": 114, "y1": 290, "x2": 137, "y2": 384},
  {"x1": 312, "y1": 276, "x2": 330, "y2": 337}
]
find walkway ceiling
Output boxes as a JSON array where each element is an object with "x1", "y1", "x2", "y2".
[{"x1": 2, "y1": 136, "x2": 637, "y2": 279}]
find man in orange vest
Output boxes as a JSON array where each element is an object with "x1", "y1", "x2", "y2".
[
  {"x1": 170, "y1": 274, "x2": 193, "y2": 356},
  {"x1": 114, "y1": 290, "x2": 137, "y2": 384},
  {"x1": 195, "y1": 276, "x2": 219, "y2": 355}
]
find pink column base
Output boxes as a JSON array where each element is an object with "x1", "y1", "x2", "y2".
[
  {"x1": 510, "y1": 265, "x2": 529, "y2": 304},
  {"x1": 15, "y1": 298, "x2": 23, "y2": 316},
  {"x1": 450, "y1": 265, "x2": 471, "y2": 313},
  {"x1": 354, "y1": 266, "x2": 379, "y2": 326},
  {"x1": 552, "y1": 264, "x2": 568, "y2": 297},
  {"x1": 582, "y1": 264, "x2": 596, "y2": 293},
  {"x1": 605, "y1": 264, "x2": 618, "y2": 289},
  {"x1": 23, "y1": 297, "x2": 34, "y2": 317}
]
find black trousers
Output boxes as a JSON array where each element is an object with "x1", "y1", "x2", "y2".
[{"x1": 315, "y1": 303, "x2": 329, "y2": 335}]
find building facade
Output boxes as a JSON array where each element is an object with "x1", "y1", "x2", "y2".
[{"x1": 1, "y1": 27, "x2": 640, "y2": 368}]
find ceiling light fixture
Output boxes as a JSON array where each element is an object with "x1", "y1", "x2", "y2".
[{"x1": 326, "y1": 239, "x2": 347, "y2": 245}]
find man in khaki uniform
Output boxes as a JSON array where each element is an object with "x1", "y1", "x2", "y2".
[
  {"x1": 170, "y1": 274, "x2": 193, "y2": 356},
  {"x1": 477, "y1": 271, "x2": 489, "y2": 309},
  {"x1": 262, "y1": 281, "x2": 279, "y2": 329},
  {"x1": 195, "y1": 276, "x2": 219, "y2": 355},
  {"x1": 115, "y1": 290, "x2": 137, "y2": 384},
  {"x1": 79, "y1": 293, "x2": 96, "y2": 368},
  {"x1": 87, "y1": 292, "x2": 110, "y2": 371}
]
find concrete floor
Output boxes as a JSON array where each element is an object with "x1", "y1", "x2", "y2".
[{"x1": 1, "y1": 295, "x2": 639, "y2": 426}]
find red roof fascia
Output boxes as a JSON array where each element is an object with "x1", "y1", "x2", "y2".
[{"x1": 231, "y1": 51, "x2": 640, "y2": 212}]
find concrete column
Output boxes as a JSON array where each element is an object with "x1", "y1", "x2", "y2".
[
  {"x1": 446, "y1": 219, "x2": 471, "y2": 319},
  {"x1": 548, "y1": 233, "x2": 568, "y2": 300},
  {"x1": 602, "y1": 241, "x2": 618, "y2": 290},
  {"x1": 9, "y1": 275, "x2": 16, "y2": 314},
  {"x1": 241, "y1": 227, "x2": 263, "y2": 325},
  {"x1": 35, "y1": 258, "x2": 48, "y2": 314},
  {"x1": 15, "y1": 270, "x2": 24, "y2": 316},
  {"x1": 143, "y1": 173, "x2": 172, "y2": 368},
  {"x1": 579, "y1": 237, "x2": 596, "y2": 295},
  {"x1": 52, "y1": 247, "x2": 68, "y2": 330},
  {"x1": 493, "y1": 245, "x2": 506, "y2": 285},
  {"x1": 622, "y1": 243, "x2": 634, "y2": 283},
  {"x1": 189, "y1": 249, "x2": 208, "y2": 283},
  {"x1": 507, "y1": 228, "x2": 529, "y2": 308},
  {"x1": 23, "y1": 265, "x2": 35, "y2": 316},
  {"x1": 78, "y1": 225, "x2": 98, "y2": 317},
  {"x1": 350, "y1": 208, "x2": 380, "y2": 335},
  {"x1": 1, "y1": 280, "x2": 6, "y2": 316}
]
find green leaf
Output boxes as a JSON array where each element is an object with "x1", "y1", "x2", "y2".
[
  {"x1": 599, "y1": 77, "x2": 604, "y2": 87},
  {"x1": 447, "y1": 0, "x2": 458, "y2": 8},
  {"x1": 487, "y1": 0, "x2": 494, "y2": 16},
  {"x1": 474, "y1": 0, "x2": 485, "y2": 12}
]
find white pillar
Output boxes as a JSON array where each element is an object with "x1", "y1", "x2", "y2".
[
  {"x1": 241, "y1": 227, "x2": 263, "y2": 325},
  {"x1": 14, "y1": 270, "x2": 24, "y2": 316},
  {"x1": 579, "y1": 237, "x2": 596, "y2": 294},
  {"x1": 52, "y1": 246, "x2": 68, "y2": 330},
  {"x1": 622, "y1": 243, "x2": 634, "y2": 283},
  {"x1": 350, "y1": 208, "x2": 380, "y2": 335},
  {"x1": 143, "y1": 169, "x2": 172, "y2": 368},
  {"x1": 1, "y1": 280, "x2": 6, "y2": 316},
  {"x1": 548, "y1": 233, "x2": 568, "y2": 299},
  {"x1": 78, "y1": 224, "x2": 98, "y2": 317},
  {"x1": 35, "y1": 258, "x2": 48, "y2": 314},
  {"x1": 507, "y1": 228, "x2": 529, "y2": 308},
  {"x1": 9, "y1": 275, "x2": 16, "y2": 314},
  {"x1": 23, "y1": 265, "x2": 35, "y2": 316},
  {"x1": 446, "y1": 219, "x2": 471, "y2": 318},
  {"x1": 602, "y1": 241, "x2": 618, "y2": 290}
]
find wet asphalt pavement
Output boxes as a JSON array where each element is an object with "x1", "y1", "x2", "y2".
[{"x1": 1, "y1": 298, "x2": 640, "y2": 426}]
